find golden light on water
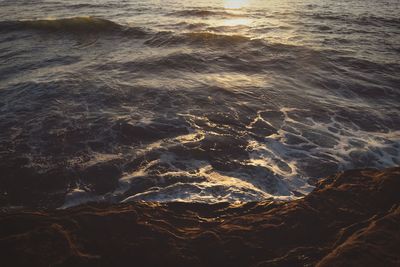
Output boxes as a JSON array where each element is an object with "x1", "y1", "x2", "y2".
[
  {"x1": 223, "y1": 0, "x2": 251, "y2": 26},
  {"x1": 222, "y1": 17, "x2": 251, "y2": 26},
  {"x1": 224, "y1": 0, "x2": 248, "y2": 9}
]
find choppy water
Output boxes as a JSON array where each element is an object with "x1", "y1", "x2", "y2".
[{"x1": 0, "y1": 0, "x2": 399, "y2": 208}]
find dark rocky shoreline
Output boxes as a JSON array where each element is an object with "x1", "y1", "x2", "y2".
[{"x1": 1, "y1": 167, "x2": 399, "y2": 266}]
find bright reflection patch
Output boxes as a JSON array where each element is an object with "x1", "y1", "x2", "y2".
[
  {"x1": 224, "y1": 0, "x2": 248, "y2": 9},
  {"x1": 223, "y1": 18, "x2": 251, "y2": 26}
]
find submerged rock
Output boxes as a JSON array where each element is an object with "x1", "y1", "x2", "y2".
[{"x1": 0, "y1": 167, "x2": 399, "y2": 266}]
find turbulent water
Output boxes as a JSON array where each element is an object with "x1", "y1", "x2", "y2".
[{"x1": 0, "y1": 0, "x2": 399, "y2": 208}]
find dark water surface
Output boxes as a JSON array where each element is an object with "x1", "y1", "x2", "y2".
[{"x1": 0, "y1": 0, "x2": 399, "y2": 208}]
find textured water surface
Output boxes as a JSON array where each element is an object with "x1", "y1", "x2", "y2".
[{"x1": 0, "y1": 0, "x2": 399, "y2": 208}]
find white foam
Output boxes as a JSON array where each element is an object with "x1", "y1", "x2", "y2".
[{"x1": 60, "y1": 188, "x2": 102, "y2": 209}]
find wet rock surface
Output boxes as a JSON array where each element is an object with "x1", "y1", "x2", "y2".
[{"x1": 0, "y1": 167, "x2": 399, "y2": 267}]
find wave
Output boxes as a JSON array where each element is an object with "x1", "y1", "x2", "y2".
[
  {"x1": 309, "y1": 13, "x2": 400, "y2": 27},
  {"x1": 169, "y1": 9, "x2": 246, "y2": 18},
  {"x1": 0, "y1": 17, "x2": 147, "y2": 36},
  {"x1": 0, "y1": 16, "x2": 265, "y2": 50},
  {"x1": 145, "y1": 31, "x2": 256, "y2": 48},
  {"x1": 174, "y1": 22, "x2": 209, "y2": 30}
]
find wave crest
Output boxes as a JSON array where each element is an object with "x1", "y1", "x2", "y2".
[{"x1": 0, "y1": 17, "x2": 146, "y2": 36}]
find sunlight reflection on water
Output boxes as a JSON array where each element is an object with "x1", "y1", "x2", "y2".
[
  {"x1": 224, "y1": 0, "x2": 248, "y2": 9},
  {"x1": 222, "y1": 17, "x2": 252, "y2": 26}
]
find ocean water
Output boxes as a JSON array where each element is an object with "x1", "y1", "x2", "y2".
[{"x1": 0, "y1": 0, "x2": 399, "y2": 208}]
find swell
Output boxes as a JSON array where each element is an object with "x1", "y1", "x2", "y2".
[
  {"x1": 0, "y1": 17, "x2": 147, "y2": 36},
  {"x1": 0, "y1": 17, "x2": 252, "y2": 46}
]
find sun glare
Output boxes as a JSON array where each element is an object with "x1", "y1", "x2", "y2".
[{"x1": 224, "y1": 0, "x2": 248, "y2": 9}]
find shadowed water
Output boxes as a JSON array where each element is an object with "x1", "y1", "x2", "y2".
[{"x1": 0, "y1": 0, "x2": 399, "y2": 208}]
